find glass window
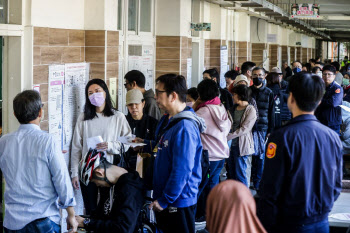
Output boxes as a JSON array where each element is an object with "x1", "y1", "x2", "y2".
[
  {"x1": 140, "y1": 0, "x2": 151, "y2": 32},
  {"x1": 117, "y1": 0, "x2": 122, "y2": 30},
  {"x1": 128, "y1": 0, "x2": 137, "y2": 31},
  {"x1": 0, "y1": 0, "x2": 7, "y2": 24}
]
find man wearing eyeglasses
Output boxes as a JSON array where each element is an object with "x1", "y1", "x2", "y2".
[{"x1": 315, "y1": 65, "x2": 343, "y2": 134}]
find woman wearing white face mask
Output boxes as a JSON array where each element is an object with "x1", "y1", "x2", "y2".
[{"x1": 70, "y1": 79, "x2": 132, "y2": 215}]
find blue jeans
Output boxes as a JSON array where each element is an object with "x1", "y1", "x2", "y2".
[
  {"x1": 4, "y1": 217, "x2": 61, "y2": 233},
  {"x1": 275, "y1": 219, "x2": 329, "y2": 233},
  {"x1": 252, "y1": 130, "x2": 267, "y2": 189},
  {"x1": 227, "y1": 145, "x2": 252, "y2": 187},
  {"x1": 197, "y1": 159, "x2": 225, "y2": 197}
]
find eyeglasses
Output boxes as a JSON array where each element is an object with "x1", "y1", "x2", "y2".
[
  {"x1": 155, "y1": 89, "x2": 167, "y2": 96},
  {"x1": 322, "y1": 73, "x2": 334, "y2": 77},
  {"x1": 124, "y1": 82, "x2": 130, "y2": 87}
]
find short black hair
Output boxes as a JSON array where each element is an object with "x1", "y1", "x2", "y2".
[
  {"x1": 84, "y1": 79, "x2": 115, "y2": 121},
  {"x1": 124, "y1": 70, "x2": 146, "y2": 88},
  {"x1": 345, "y1": 56, "x2": 349, "y2": 59},
  {"x1": 289, "y1": 72, "x2": 324, "y2": 112},
  {"x1": 187, "y1": 87, "x2": 198, "y2": 101},
  {"x1": 156, "y1": 74, "x2": 187, "y2": 103},
  {"x1": 231, "y1": 84, "x2": 251, "y2": 102},
  {"x1": 224, "y1": 70, "x2": 239, "y2": 81},
  {"x1": 13, "y1": 90, "x2": 42, "y2": 124},
  {"x1": 322, "y1": 65, "x2": 336, "y2": 74},
  {"x1": 197, "y1": 79, "x2": 219, "y2": 101},
  {"x1": 309, "y1": 59, "x2": 316, "y2": 63},
  {"x1": 252, "y1": 66, "x2": 266, "y2": 75},
  {"x1": 331, "y1": 62, "x2": 340, "y2": 71},
  {"x1": 302, "y1": 63, "x2": 311, "y2": 72},
  {"x1": 203, "y1": 68, "x2": 220, "y2": 85},
  {"x1": 312, "y1": 66, "x2": 321, "y2": 73},
  {"x1": 241, "y1": 61, "x2": 256, "y2": 75}
]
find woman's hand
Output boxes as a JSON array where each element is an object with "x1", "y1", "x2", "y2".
[
  {"x1": 71, "y1": 176, "x2": 80, "y2": 190},
  {"x1": 96, "y1": 142, "x2": 108, "y2": 151},
  {"x1": 133, "y1": 137, "x2": 144, "y2": 143}
]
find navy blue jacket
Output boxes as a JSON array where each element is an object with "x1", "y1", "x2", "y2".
[
  {"x1": 257, "y1": 115, "x2": 342, "y2": 232},
  {"x1": 315, "y1": 81, "x2": 343, "y2": 127},
  {"x1": 250, "y1": 85, "x2": 275, "y2": 133}
]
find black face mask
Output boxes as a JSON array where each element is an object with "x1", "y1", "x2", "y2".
[{"x1": 253, "y1": 78, "x2": 263, "y2": 86}]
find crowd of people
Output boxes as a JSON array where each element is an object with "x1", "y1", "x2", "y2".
[{"x1": 0, "y1": 56, "x2": 346, "y2": 233}]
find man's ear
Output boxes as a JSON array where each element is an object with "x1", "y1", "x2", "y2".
[
  {"x1": 131, "y1": 81, "x2": 137, "y2": 88},
  {"x1": 94, "y1": 168, "x2": 104, "y2": 178},
  {"x1": 38, "y1": 108, "x2": 43, "y2": 118}
]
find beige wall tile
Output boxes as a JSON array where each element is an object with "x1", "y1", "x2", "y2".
[
  {"x1": 107, "y1": 47, "x2": 118, "y2": 63},
  {"x1": 62, "y1": 47, "x2": 81, "y2": 63},
  {"x1": 81, "y1": 47, "x2": 85, "y2": 62},
  {"x1": 34, "y1": 27, "x2": 49, "y2": 46},
  {"x1": 85, "y1": 47, "x2": 105, "y2": 63},
  {"x1": 209, "y1": 49, "x2": 220, "y2": 58},
  {"x1": 181, "y1": 37, "x2": 188, "y2": 48},
  {"x1": 49, "y1": 28, "x2": 69, "y2": 46},
  {"x1": 41, "y1": 47, "x2": 62, "y2": 64},
  {"x1": 107, "y1": 63, "x2": 118, "y2": 78},
  {"x1": 107, "y1": 31, "x2": 119, "y2": 47},
  {"x1": 40, "y1": 84, "x2": 49, "y2": 102},
  {"x1": 181, "y1": 49, "x2": 188, "y2": 60},
  {"x1": 156, "y1": 60, "x2": 180, "y2": 72},
  {"x1": 156, "y1": 48, "x2": 180, "y2": 60},
  {"x1": 90, "y1": 63, "x2": 105, "y2": 79},
  {"x1": 42, "y1": 103, "x2": 48, "y2": 121},
  {"x1": 33, "y1": 47, "x2": 41, "y2": 65},
  {"x1": 237, "y1": 49, "x2": 248, "y2": 57},
  {"x1": 85, "y1": 30, "x2": 106, "y2": 46},
  {"x1": 156, "y1": 36, "x2": 180, "y2": 48},
  {"x1": 205, "y1": 40, "x2": 210, "y2": 49},
  {"x1": 69, "y1": 30, "x2": 85, "y2": 46},
  {"x1": 209, "y1": 57, "x2": 220, "y2": 67},
  {"x1": 252, "y1": 43, "x2": 266, "y2": 50},
  {"x1": 210, "y1": 40, "x2": 221, "y2": 49},
  {"x1": 40, "y1": 120, "x2": 49, "y2": 131},
  {"x1": 33, "y1": 65, "x2": 49, "y2": 84},
  {"x1": 237, "y1": 41, "x2": 248, "y2": 48},
  {"x1": 204, "y1": 49, "x2": 211, "y2": 58}
]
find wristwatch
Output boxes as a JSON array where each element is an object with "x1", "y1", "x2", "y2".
[{"x1": 83, "y1": 218, "x2": 91, "y2": 227}]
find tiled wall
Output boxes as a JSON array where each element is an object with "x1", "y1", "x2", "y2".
[
  {"x1": 251, "y1": 43, "x2": 266, "y2": 67},
  {"x1": 302, "y1": 48, "x2": 308, "y2": 63},
  {"x1": 281, "y1": 45, "x2": 288, "y2": 63},
  {"x1": 33, "y1": 27, "x2": 119, "y2": 131},
  {"x1": 269, "y1": 44, "x2": 279, "y2": 71},
  {"x1": 297, "y1": 47, "x2": 302, "y2": 62},
  {"x1": 290, "y1": 46, "x2": 296, "y2": 63},
  {"x1": 33, "y1": 27, "x2": 85, "y2": 131},
  {"x1": 236, "y1": 41, "x2": 250, "y2": 68},
  {"x1": 155, "y1": 36, "x2": 192, "y2": 79},
  {"x1": 204, "y1": 39, "x2": 221, "y2": 70}
]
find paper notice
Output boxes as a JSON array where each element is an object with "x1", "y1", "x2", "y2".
[{"x1": 87, "y1": 136, "x2": 104, "y2": 151}]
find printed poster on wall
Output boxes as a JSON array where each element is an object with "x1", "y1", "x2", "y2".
[
  {"x1": 187, "y1": 58, "x2": 192, "y2": 88},
  {"x1": 220, "y1": 46, "x2": 229, "y2": 89},
  {"x1": 110, "y1": 77, "x2": 117, "y2": 107},
  {"x1": 63, "y1": 63, "x2": 89, "y2": 150},
  {"x1": 142, "y1": 45, "x2": 154, "y2": 91},
  {"x1": 291, "y1": 3, "x2": 320, "y2": 18},
  {"x1": 48, "y1": 65, "x2": 65, "y2": 149}
]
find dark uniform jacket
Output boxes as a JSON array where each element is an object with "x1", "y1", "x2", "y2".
[
  {"x1": 86, "y1": 170, "x2": 144, "y2": 233},
  {"x1": 250, "y1": 85, "x2": 275, "y2": 133},
  {"x1": 257, "y1": 114, "x2": 342, "y2": 232},
  {"x1": 315, "y1": 81, "x2": 343, "y2": 127}
]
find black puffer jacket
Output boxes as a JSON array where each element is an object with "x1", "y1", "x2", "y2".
[
  {"x1": 219, "y1": 87, "x2": 234, "y2": 111},
  {"x1": 87, "y1": 170, "x2": 144, "y2": 233},
  {"x1": 250, "y1": 85, "x2": 275, "y2": 133}
]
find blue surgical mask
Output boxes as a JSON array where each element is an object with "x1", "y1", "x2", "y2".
[{"x1": 293, "y1": 67, "x2": 302, "y2": 74}]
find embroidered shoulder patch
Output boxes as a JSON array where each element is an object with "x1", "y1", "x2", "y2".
[
  {"x1": 266, "y1": 142, "x2": 277, "y2": 159},
  {"x1": 335, "y1": 88, "x2": 341, "y2": 94}
]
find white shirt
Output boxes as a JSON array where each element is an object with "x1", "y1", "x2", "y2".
[{"x1": 70, "y1": 110, "x2": 132, "y2": 178}]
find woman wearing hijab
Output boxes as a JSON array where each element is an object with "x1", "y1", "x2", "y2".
[
  {"x1": 70, "y1": 79, "x2": 132, "y2": 214},
  {"x1": 206, "y1": 180, "x2": 266, "y2": 233}
]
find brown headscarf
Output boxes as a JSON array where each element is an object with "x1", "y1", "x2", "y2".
[{"x1": 206, "y1": 180, "x2": 267, "y2": 233}]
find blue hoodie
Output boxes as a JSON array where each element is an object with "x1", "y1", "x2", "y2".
[{"x1": 153, "y1": 107, "x2": 206, "y2": 209}]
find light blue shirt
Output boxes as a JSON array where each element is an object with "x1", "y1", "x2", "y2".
[{"x1": 0, "y1": 124, "x2": 76, "y2": 230}]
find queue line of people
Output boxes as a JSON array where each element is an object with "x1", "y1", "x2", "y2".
[{"x1": 0, "y1": 59, "x2": 343, "y2": 233}]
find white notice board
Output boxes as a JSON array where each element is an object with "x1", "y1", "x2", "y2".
[{"x1": 220, "y1": 46, "x2": 229, "y2": 89}]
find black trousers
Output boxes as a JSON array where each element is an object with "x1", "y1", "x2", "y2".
[
  {"x1": 80, "y1": 181, "x2": 98, "y2": 215},
  {"x1": 156, "y1": 205, "x2": 196, "y2": 233}
]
